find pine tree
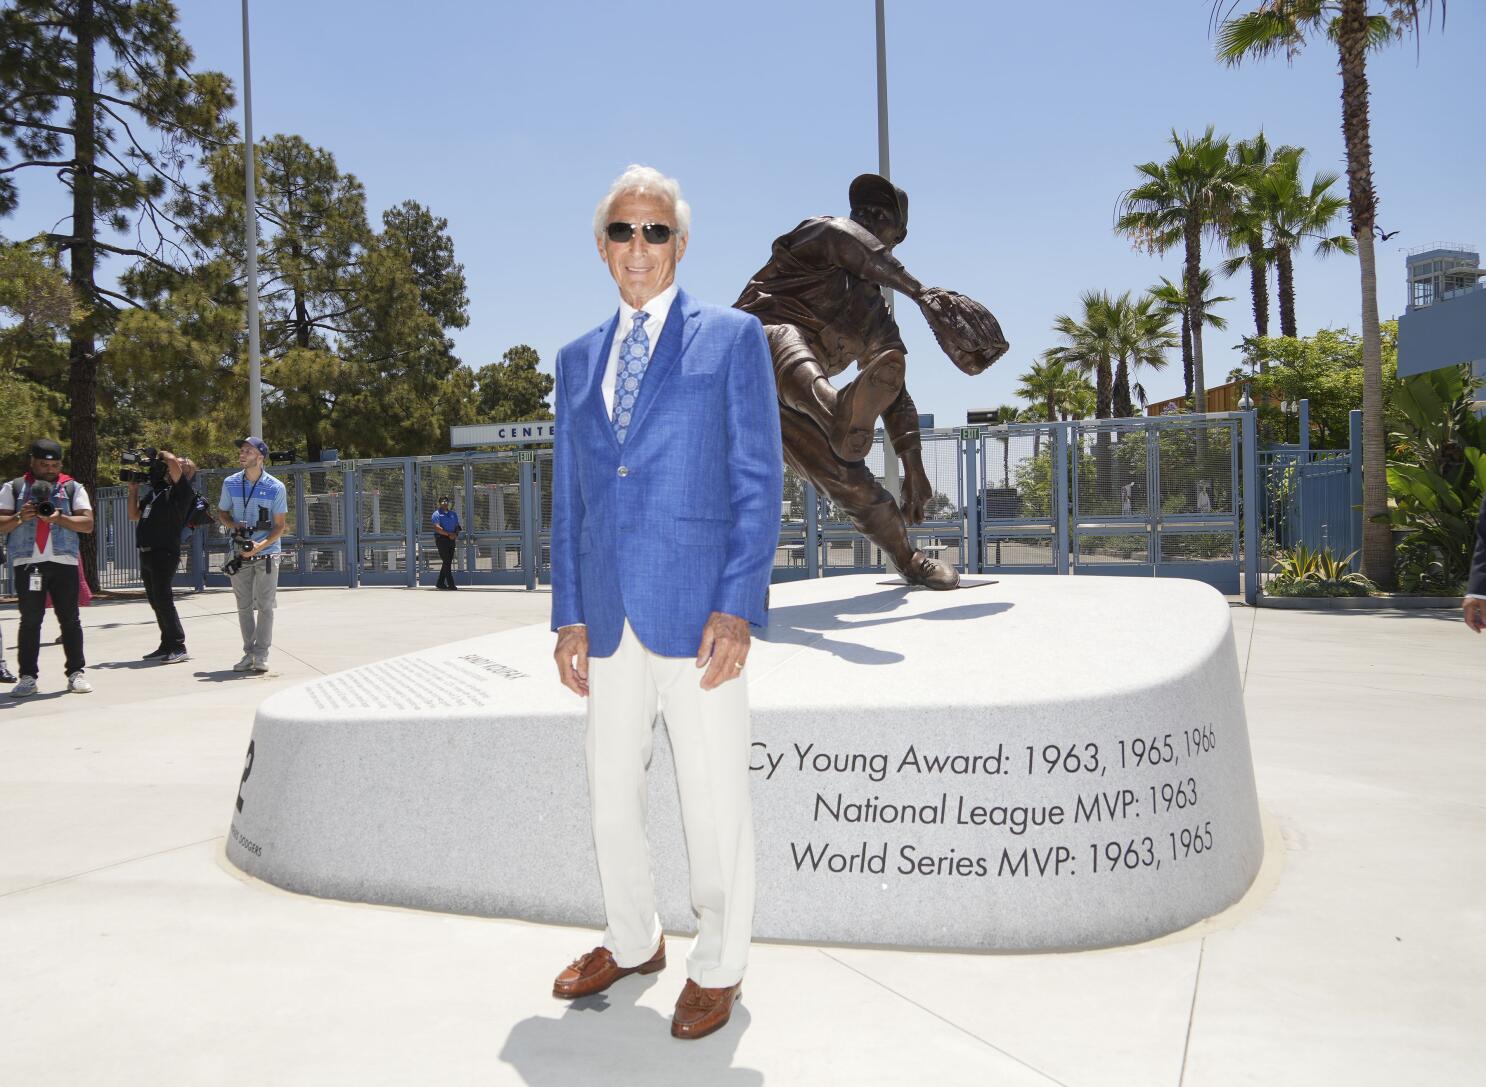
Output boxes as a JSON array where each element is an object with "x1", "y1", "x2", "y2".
[{"x1": 0, "y1": 0, "x2": 233, "y2": 582}]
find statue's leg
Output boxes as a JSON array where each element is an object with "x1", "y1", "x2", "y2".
[
  {"x1": 782, "y1": 406, "x2": 958, "y2": 589},
  {"x1": 829, "y1": 347, "x2": 905, "y2": 463},
  {"x1": 828, "y1": 304, "x2": 910, "y2": 463},
  {"x1": 764, "y1": 324, "x2": 838, "y2": 438}
]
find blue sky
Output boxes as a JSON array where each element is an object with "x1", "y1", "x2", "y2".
[{"x1": 10, "y1": 0, "x2": 1483, "y2": 426}]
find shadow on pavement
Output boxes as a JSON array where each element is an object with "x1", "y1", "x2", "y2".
[
  {"x1": 760, "y1": 586, "x2": 1014, "y2": 665},
  {"x1": 192, "y1": 669, "x2": 262, "y2": 683},
  {"x1": 499, "y1": 972, "x2": 762, "y2": 1086}
]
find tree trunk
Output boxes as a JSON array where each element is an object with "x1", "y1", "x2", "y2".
[
  {"x1": 1276, "y1": 245, "x2": 1298, "y2": 338},
  {"x1": 1337, "y1": 0, "x2": 1394, "y2": 588},
  {"x1": 1181, "y1": 308, "x2": 1194, "y2": 394},
  {"x1": 68, "y1": 0, "x2": 99, "y2": 592},
  {"x1": 1095, "y1": 358, "x2": 1112, "y2": 419},
  {"x1": 1248, "y1": 243, "x2": 1270, "y2": 338},
  {"x1": 1113, "y1": 357, "x2": 1132, "y2": 418},
  {"x1": 1185, "y1": 223, "x2": 1207, "y2": 413}
]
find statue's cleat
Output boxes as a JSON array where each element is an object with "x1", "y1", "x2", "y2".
[
  {"x1": 898, "y1": 550, "x2": 960, "y2": 590},
  {"x1": 828, "y1": 355, "x2": 905, "y2": 461}
]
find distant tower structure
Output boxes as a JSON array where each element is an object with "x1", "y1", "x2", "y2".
[
  {"x1": 1397, "y1": 243, "x2": 1486, "y2": 406},
  {"x1": 1405, "y1": 243, "x2": 1481, "y2": 312}
]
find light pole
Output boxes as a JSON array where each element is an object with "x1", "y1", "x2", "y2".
[
  {"x1": 874, "y1": 0, "x2": 900, "y2": 503},
  {"x1": 241, "y1": 0, "x2": 262, "y2": 438}
]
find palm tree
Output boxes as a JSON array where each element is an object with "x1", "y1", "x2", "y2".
[
  {"x1": 1116, "y1": 127, "x2": 1252, "y2": 415},
  {"x1": 1266, "y1": 155, "x2": 1354, "y2": 336},
  {"x1": 1149, "y1": 271, "x2": 1232, "y2": 393},
  {"x1": 1214, "y1": 1, "x2": 1445, "y2": 586},
  {"x1": 1110, "y1": 292, "x2": 1176, "y2": 417},
  {"x1": 1224, "y1": 133, "x2": 1299, "y2": 337},
  {"x1": 1062, "y1": 381, "x2": 1097, "y2": 421},
  {"x1": 1015, "y1": 355, "x2": 1082, "y2": 422},
  {"x1": 1047, "y1": 290, "x2": 1118, "y2": 419}
]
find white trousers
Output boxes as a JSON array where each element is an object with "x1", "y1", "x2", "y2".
[{"x1": 586, "y1": 620, "x2": 756, "y2": 988}]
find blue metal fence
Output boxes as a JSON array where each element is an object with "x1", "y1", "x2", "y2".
[
  {"x1": 1257, "y1": 409, "x2": 1364, "y2": 572},
  {"x1": 84, "y1": 414, "x2": 1272, "y2": 602}
]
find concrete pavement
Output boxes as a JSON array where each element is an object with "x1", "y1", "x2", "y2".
[{"x1": 0, "y1": 584, "x2": 1481, "y2": 1085}]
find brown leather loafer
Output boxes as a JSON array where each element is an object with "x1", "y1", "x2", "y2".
[
  {"x1": 670, "y1": 978, "x2": 742, "y2": 1040},
  {"x1": 552, "y1": 937, "x2": 665, "y2": 999}
]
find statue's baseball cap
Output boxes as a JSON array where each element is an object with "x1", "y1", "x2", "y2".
[
  {"x1": 29, "y1": 438, "x2": 62, "y2": 460},
  {"x1": 237, "y1": 436, "x2": 269, "y2": 458},
  {"x1": 848, "y1": 173, "x2": 909, "y2": 230}
]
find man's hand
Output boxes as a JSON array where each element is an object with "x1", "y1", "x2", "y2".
[
  {"x1": 1465, "y1": 597, "x2": 1485, "y2": 634},
  {"x1": 900, "y1": 463, "x2": 933, "y2": 525},
  {"x1": 17, "y1": 502, "x2": 37, "y2": 523},
  {"x1": 554, "y1": 625, "x2": 590, "y2": 697},
  {"x1": 695, "y1": 611, "x2": 750, "y2": 691}
]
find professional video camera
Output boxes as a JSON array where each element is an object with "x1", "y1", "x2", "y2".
[
  {"x1": 29, "y1": 479, "x2": 56, "y2": 518},
  {"x1": 119, "y1": 447, "x2": 160, "y2": 485},
  {"x1": 221, "y1": 506, "x2": 272, "y2": 577},
  {"x1": 267, "y1": 449, "x2": 296, "y2": 465}
]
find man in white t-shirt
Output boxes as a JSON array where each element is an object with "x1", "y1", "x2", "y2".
[{"x1": 0, "y1": 438, "x2": 95, "y2": 695}]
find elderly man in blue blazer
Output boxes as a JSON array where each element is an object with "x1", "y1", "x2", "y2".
[{"x1": 548, "y1": 165, "x2": 782, "y2": 1040}]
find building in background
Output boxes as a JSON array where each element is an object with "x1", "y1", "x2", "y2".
[{"x1": 1397, "y1": 243, "x2": 1485, "y2": 397}]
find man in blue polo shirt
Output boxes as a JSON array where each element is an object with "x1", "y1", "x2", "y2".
[
  {"x1": 431, "y1": 495, "x2": 461, "y2": 590},
  {"x1": 216, "y1": 437, "x2": 288, "y2": 673}
]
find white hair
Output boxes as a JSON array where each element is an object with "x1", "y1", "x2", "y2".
[{"x1": 592, "y1": 164, "x2": 691, "y2": 243}]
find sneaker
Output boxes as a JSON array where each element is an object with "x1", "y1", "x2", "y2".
[
  {"x1": 142, "y1": 646, "x2": 170, "y2": 661},
  {"x1": 250, "y1": 658, "x2": 269, "y2": 674},
  {"x1": 0, "y1": 663, "x2": 15, "y2": 684},
  {"x1": 67, "y1": 671, "x2": 92, "y2": 694},
  {"x1": 10, "y1": 675, "x2": 38, "y2": 698},
  {"x1": 161, "y1": 649, "x2": 191, "y2": 665},
  {"x1": 233, "y1": 654, "x2": 254, "y2": 672}
]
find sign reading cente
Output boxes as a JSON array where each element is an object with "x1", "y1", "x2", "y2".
[{"x1": 450, "y1": 421, "x2": 556, "y2": 447}]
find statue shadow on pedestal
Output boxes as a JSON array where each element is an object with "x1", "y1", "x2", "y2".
[
  {"x1": 498, "y1": 973, "x2": 762, "y2": 1086},
  {"x1": 760, "y1": 587, "x2": 1014, "y2": 665}
]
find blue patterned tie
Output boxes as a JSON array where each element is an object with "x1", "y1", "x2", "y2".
[{"x1": 611, "y1": 310, "x2": 650, "y2": 443}]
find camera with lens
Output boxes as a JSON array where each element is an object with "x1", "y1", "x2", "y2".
[
  {"x1": 29, "y1": 479, "x2": 56, "y2": 518},
  {"x1": 268, "y1": 449, "x2": 296, "y2": 465},
  {"x1": 221, "y1": 507, "x2": 272, "y2": 577},
  {"x1": 119, "y1": 447, "x2": 160, "y2": 485}
]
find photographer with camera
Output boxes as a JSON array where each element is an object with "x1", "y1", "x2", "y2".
[
  {"x1": 126, "y1": 448, "x2": 198, "y2": 664},
  {"x1": 0, "y1": 438, "x2": 95, "y2": 696},
  {"x1": 217, "y1": 437, "x2": 288, "y2": 674}
]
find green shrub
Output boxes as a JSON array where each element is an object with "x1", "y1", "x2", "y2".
[
  {"x1": 1266, "y1": 543, "x2": 1373, "y2": 597},
  {"x1": 1383, "y1": 364, "x2": 1486, "y2": 587}
]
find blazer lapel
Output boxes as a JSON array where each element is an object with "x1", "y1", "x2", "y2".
[
  {"x1": 625, "y1": 288, "x2": 701, "y2": 442},
  {"x1": 586, "y1": 310, "x2": 622, "y2": 454}
]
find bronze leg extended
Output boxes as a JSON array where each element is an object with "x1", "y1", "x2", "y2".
[{"x1": 779, "y1": 404, "x2": 918, "y2": 576}]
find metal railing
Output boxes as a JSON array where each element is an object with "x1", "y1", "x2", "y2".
[{"x1": 81, "y1": 416, "x2": 1272, "y2": 602}]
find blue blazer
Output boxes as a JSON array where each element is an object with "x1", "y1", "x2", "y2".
[{"x1": 549, "y1": 288, "x2": 784, "y2": 658}]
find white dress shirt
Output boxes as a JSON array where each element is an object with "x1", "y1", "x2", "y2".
[{"x1": 601, "y1": 281, "x2": 679, "y2": 418}]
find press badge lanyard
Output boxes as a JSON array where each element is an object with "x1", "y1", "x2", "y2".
[
  {"x1": 26, "y1": 476, "x2": 68, "y2": 593},
  {"x1": 239, "y1": 475, "x2": 264, "y2": 528}
]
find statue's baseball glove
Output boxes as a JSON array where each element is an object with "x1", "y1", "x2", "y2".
[{"x1": 918, "y1": 287, "x2": 1009, "y2": 375}]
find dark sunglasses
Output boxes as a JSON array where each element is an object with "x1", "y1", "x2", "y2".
[{"x1": 606, "y1": 221, "x2": 674, "y2": 245}]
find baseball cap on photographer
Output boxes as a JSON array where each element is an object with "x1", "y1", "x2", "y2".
[
  {"x1": 30, "y1": 438, "x2": 62, "y2": 460},
  {"x1": 237, "y1": 436, "x2": 269, "y2": 458}
]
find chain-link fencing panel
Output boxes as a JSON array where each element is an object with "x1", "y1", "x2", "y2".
[{"x1": 1156, "y1": 420, "x2": 1235, "y2": 517}]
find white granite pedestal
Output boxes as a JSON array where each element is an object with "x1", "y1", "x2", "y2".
[{"x1": 225, "y1": 574, "x2": 1263, "y2": 951}]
